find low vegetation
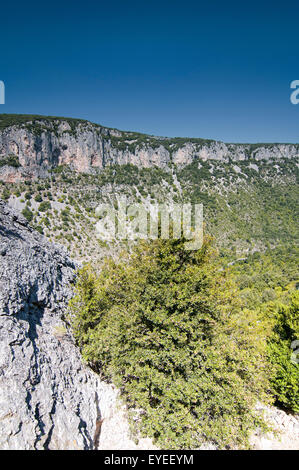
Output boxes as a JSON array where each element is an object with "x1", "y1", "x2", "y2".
[
  {"x1": 0, "y1": 154, "x2": 21, "y2": 168},
  {"x1": 70, "y1": 237, "x2": 272, "y2": 449},
  {"x1": 267, "y1": 293, "x2": 299, "y2": 413}
]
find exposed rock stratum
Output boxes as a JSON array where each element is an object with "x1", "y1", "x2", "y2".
[
  {"x1": 0, "y1": 115, "x2": 298, "y2": 182},
  {"x1": 0, "y1": 200, "x2": 156, "y2": 450}
]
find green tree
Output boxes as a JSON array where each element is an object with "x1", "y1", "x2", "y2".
[
  {"x1": 268, "y1": 292, "x2": 299, "y2": 412},
  {"x1": 34, "y1": 193, "x2": 42, "y2": 202},
  {"x1": 70, "y1": 237, "x2": 271, "y2": 449},
  {"x1": 22, "y1": 206, "x2": 33, "y2": 222},
  {"x1": 38, "y1": 200, "x2": 51, "y2": 212}
]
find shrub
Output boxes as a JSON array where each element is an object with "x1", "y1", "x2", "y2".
[
  {"x1": 2, "y1": 189, "x2": 10, "y2": 200},
  {"x1": 35, "y1": 225, "x2": 44, "y2": 234},
  {"x1": 53, "y1": 324, "x2": 68, "y2": 339},
  {"x1": 70, "y1": 237, "x2": 270, "y2": 449},
  {"x1": 268, "y1": 292, "x2": 299, "y2": 412},
  {"x1": 34, "y1": 194, "x2": 42, "y2": 202},
  {"x1": 22, "y1": 206, "x2": 33, "y2": 222},
  {"x1": 41, "y1": 216, "x2": 51, "y2": 227},
  {"x1": 39, "y1": 201, "x2": 51, "y2": 212},
  {"x1": 0, "y1": 154, "x2": 21, "y2": 168}
]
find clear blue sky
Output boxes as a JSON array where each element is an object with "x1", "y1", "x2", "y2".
[{"x1": 1, "y1": 0, "x2": 299, "y2": 142}]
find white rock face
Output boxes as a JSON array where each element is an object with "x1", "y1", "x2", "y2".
[
  {"x1": 0, "y1": 119, "x2": 298, "y2": 182},
  {"x1": 0, "y1": 201, "x2": 99, "y2": 449},
  {"x1": 96, "y1": 381, "x2": 157, "y2": 450},
  {"x1": 250, "y1": 403, "x2": 299, "y2": 450}
]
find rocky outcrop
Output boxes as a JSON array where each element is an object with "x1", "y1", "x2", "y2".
[
  {"x1": 0, "y1": 200, "x2": 99, "y2": 449},
  {"x1": 0, "y1": 116, "x2": 298, "y2": 181},
  {"x1": 250, "y1": 403, "x2": 299, "y2": 450},
  {"x1": 0, "y1": 200, "x2": 157, "y2": 449}
]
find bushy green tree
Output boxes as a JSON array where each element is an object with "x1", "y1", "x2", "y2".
[
  {"x1": 38, "y1": 200, "x2": 51, "y2": 212},
  {"x1": 268, "y1": 292, "x2": 299, "y2": 412},
  {"x1": 70, "y1": 237, "x2": 271, "y2": 449},
  {"x1": 22, "y1": 206, "x2": 33, "y2": 222}
]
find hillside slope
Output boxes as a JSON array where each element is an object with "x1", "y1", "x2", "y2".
[
  {"x1": 0, "y1": 113, "x2": 297, "y2": 305},
  {"x1": 1, "y1": 157, "x2": 297, "y2": 265}
]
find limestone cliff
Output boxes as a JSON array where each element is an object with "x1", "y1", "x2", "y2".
[
  {"x1": 0, "y1": 200, "x2": 156, "y2": 450},
  {"x1": 0, "y1": 115, "x2": 298, "y2": 182}
]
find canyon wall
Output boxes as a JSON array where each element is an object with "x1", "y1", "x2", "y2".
[{"x1": 0, "y1": 117, "x2": 298, "y2": 182}]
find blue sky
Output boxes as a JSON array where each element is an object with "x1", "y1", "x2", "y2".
[{"x1": 1, "y1": 0, "x2": 299, "y2": 142}]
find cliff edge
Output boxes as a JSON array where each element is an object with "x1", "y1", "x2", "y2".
[{"x1": 0, "y1": 115, "x2": 298, "y2": 182}]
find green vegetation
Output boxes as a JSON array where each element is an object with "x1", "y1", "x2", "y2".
[
  {"x1": 0, "y1": 156, "x2": 298, "y2": 267},
  {"x1": 38, "y1": 201, "x2": 51, "y2": 212},
  {"x1": 22, "y1": 206, "x2": 33, "y2": 222},
  {"x1": 0, "y1": 120, "x2": 297, "y2": 447},
  {"x1": 35, "y1": 225, "x2": 44, "y2": 234},
  {"x1": 70, "y1": 238, "x2": 271, "y2": 449},
  {"x1": 106, "y1": 133, "x2": 217, "y2": 154},
  {"x1": 0, "y1": 114, "x2": 91, "y2": 131},
  {"x1": 268, "y1": 293, "x2": 299, "y2": 413},
  {"x1": 0, "y1": 154, "x2": 21, "y2": 168}
]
